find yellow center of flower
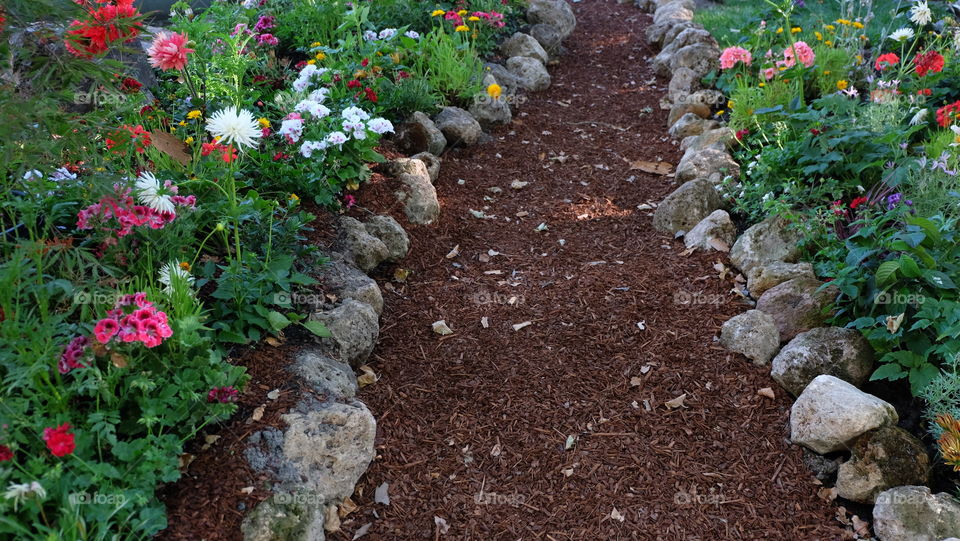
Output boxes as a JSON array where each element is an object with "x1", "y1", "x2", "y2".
[
  {"x1": 457, "y1": 9, "x2": 467, "y2": 15},
  {"x1": 469, "y1": 16, "x2": 480, "y2": 21},
  {"x1": 185, "y1": 136, "x2": 194, "y2": 144},
  {"x1": 316, "y1": 52, "x2": 326, "y2": 61},
  {"x1": 179, "y1": 261, "x2": 192, "y2": 271}
]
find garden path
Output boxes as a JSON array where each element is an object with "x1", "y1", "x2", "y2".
[{"x1": 353, "y1": 0, "x2": 849, "y2": 538}]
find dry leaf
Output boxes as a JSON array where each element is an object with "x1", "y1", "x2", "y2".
[
  {"x1": 629, "y1": 159, "x2": 673, "y2": 175},
  {"x1": 664, "y1": 393, "x2": 687, "y2": 409},
  {"x1": 851, "y1": 515, "x2": 870, "y2": 537},
  {"x1": 446, "y1": 244, "x2": 461, "y2": 259},
  {"x1": 200, "y1": 434, "x2": 221, "y2": 451},
  {"x1": 352, "y1": 522, "x2": 372, "y2": 540},
  {"x1": 178, "y1": 453, "x2": 195, "y2": 471},
  {"x1": 393, "y1": 268, "x2": 411, "y2": 282},
  {"x1": 150, "y1": 130, "x2": 192, "y2": 165},
  {"x1": 267, "y1": 389, "x2": 280, "y2": 400},
  {"x1": 478, "y1": 253, "x2": 490, "y2": 263},
  {"x1": 265, "y1": 336, "x2": 282, "y2": 347},
  {"x1": 110, "y1": 352, "x2": 128, "y2": 368},
  {"x1": 510, "y1": 179, "x2": 529, "y2": 189},
  {"x1": 324, "y1": 504, "x2": 341, "y2": 533},
  {"x1": 490, "y1": 439, "x2": 502, "y2": 457},
  {"x1": 561, "y1": 463, "x2": 577, "y2": 477},
  {"x1": 240, "y1": 486, "x2": 254, "y2": 495},
  {"x1": 249, "y1": 405, "x2": 265, "y2": 423},
  {"x1": 432, "y1": 320, "x2": 454, "y2": 335},
  {"x1": 338, "y1": 496, "x2": 358, "y2": 518},
  {"x1": 357, "y1": 365, "x2": 378, "y2": 387},
  {"x1": 610, "y1": 507, "x2": 626, "y2": 522},
  {"x1": 512, "y1": 321, "x2": 532, "y2": 331},
  {"x1": 817, "y1": 487, "x2": 838, "y2": 502},
  {"x1": 480, "y1": 317, "x2": 489, "y2": 329},
  {"x1": 714, "y1": 261, "x2": 729, "y2": 280},
  {"x1": 374, "y1": 482, "x2": 390, "y2": 505},
  {"x1": 630, "y1": 376, "x2": 643, "y2": 387},
  {"x1": 434, "y1": 516, "x2": 450, "y2": 535},
  {"x1": 757, "y1": 387, "x2": 775, "y2": 399},
  {"x1": 707, "y1": 238, "x2": 730, "y2": 252},
  {"x1": 886, "y1": 312, "x2": 905, "y2": 333}
]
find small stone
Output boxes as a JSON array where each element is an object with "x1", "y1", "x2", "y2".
[
  {"x1": 434, "y1": 106, "x2": 482, "y2": 146},
  {"x1": 363, "y1": 215, "x2": 410, "y2": 263},
  {"x1": 683, "y1": 209, "x2": 736, "y2": 252},
  {"x1": 309, "y1": 299, "x2": 379, "y2": 368}
]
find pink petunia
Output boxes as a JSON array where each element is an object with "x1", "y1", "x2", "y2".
[
  {"x1": 719, "y1": 46, "x2": 752, "y2": 69},
  {"x1": 147, "y1": 32, "x2": 193, "y2": 71}
]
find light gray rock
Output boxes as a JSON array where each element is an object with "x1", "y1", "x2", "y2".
[
  {"x1": 506, "y1": 56, "x2": 551, "y2": 91},
  {"x1": 719, "y1": 310, "x2": 781, "y2": 365},
  {"x1": 526, "y1": 0, "x2": 576, "y2": 39},
  {"x1": 434, "y1": 106, "x2": 482, "y2": 146},
  {"x1": 499, "y1": 32, "x2": 549, "y2": 64},
  {"x1": 469, "y1": 95, "x2": 513, "y2": 130},
  {"x1": 411, "y1": 152, "x2": 441, "y2": 184},
  {"x1": 684, "y1": 209, "x2": 736, "y2": 251},
  {"x1": 395, "y1": 167, "x2": 440, "y2": 225},
  {"x1": 394, "y1": 111, "x2": 446, "y2": 156},
  {"x1": 292, "y1": 349, "x2": 358, "y2": 399},
  {"x1": 662, "y1": 20, "x2": 701, "y2": 47},
  {"x1": 730, "y1": 216, "x2": 805, "y2": 275},
  {"x1": 667, "y1": 67, "x2": 701, "y2": 105},
  {"x1": 747, "y1": 261, "x2": 816, "y2": 298},
  {"x1": 653, "y1": 178, "x2": 725, "y2": 234},
  {"x1": 317, "y1": 253, "x2": 383, "y2": 315},
  {"x1": 529, "y1": 23, "x2": 563, "y2": 58},
  {"x1": 310, "y1": 299, "x2": 379, "y2": 367},
  {"x1": 756, "y1": 277, "x2": 838, "y2": 343},
  {"x1": 675, "y1": 147, "x2": 739, "y2": 183},
  {"x1": 668, "y1": 113, "x2": 720, "y2": 139},
  {"x1": 874, "y1": 486, "x2": 960, "y2": 541},
  {"x1": 363, "y1": 215, "x2": 410, "y2": 262},
  {"x1": 241, "y1": 494, "x2": 326, "y2": 541},
  {"x1": 667, "y1": 101, "x2": 711, "y2": 128},
  {"x1": 483, "y1": 63, "x2": 521, "y2": 97},
  {"x1": 669, "y1": 42, "x2": 721, "y2": 78},
  {"x1": 686, "y1": 127, "x2": 737, "y2": 153},
  {"x1": 802, "y1": 447, "x2": 843, "y2": 483},
  {"x1": 771, "y1": 327, "x2": 874, "y2": 396},
  {"x1": 790, "y1": 375, "x2": 898, "y2": 454},
  {"x1": 332, "y1": 217, "x2": 389, "y2": 273},
  {"x1": 655, "y1": 27, "x2": 717, "y2": 77},
  {"x1": 835, "y1": 426, "x2": 930, "y2": 504}
]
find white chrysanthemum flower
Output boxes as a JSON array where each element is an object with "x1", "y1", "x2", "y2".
[
  {"x1": 889, "y1": 27, "x2": 915, "y2": 42},
  {"x1": 4, "y1": 482, "x2": 45, "y2": 510},
  {"x1": 951, "y1": 125, "x2": 960, "y2": 147},
  {"x1": 135, "y1": 172, "x2": 176, "y2": 214},
  {"x1": 404, "y1": 30, "x2": 420, "y2": 39},
  {"x1": 367, "y1": 118, "x2": 395, "y2": 135},
  {"x1": 159, "y1": 261, "x2": 194, "y2": 292},
  {"x1": 206, "y1": 107, "x2": 262, "y2": 149},
  {"x1": 910, "y1": 1, "x2": 932, "y2": 26},
  {"x1": 910, "y1": 108, "x2": 929, "y2": 125}
]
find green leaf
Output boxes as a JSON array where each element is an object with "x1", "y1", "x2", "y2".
[
  {"x1": 302, "y1": 320, "x2": 332, "y2": 337},
  {"x1": 924, "y1": 270, "x2": 957, "y2": 290},
  {"x1": 909, "y1": 363, "x2": 940, "y2": 394},
  {"x1": 267, "y1": 310, "x2": 292, "y2": 332},
  {"x1": 875, "y1": 260, "x2": 900, "y2": 286},
  {"x1": 899, "y1": 255, "x2": 921, "y2": 278},
  {"x1": 871, "y1": 362, "x2": 907, "y2": 382}
]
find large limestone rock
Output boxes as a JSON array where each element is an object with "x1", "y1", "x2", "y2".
[
  {"x1": 730, "y1": 216, "x2": 804, "y2": 275},
  {"x1": 394, "y1": 111, "x2": 446, "y2": 156},
  {"x1": 646, "y1": 1, "x2": 695, "y2": 45},
  {"x1": 790, "y1": 375, "x2": 898, "y2": 454},
  {"x1": 685, "y1": 127, "x2": 737, "y2": 153},
  {"x1": 835, "y1": 426, "x2": 930, "y2": 504},
  {"x1": 411, "y1": 152, "x2": 441, "y2": 183},
  {"x1": 499, "y1": 32, "x2": 549, "y2": 64},
  {"x1": 667, "y1": 101, "x2": 711, "y2": 128},
  {"x1": 719, "y1": 310, "x2": 781, "y2": 365},
  {"x1": 756, "y1": 277, "x2": 838, "y2": 343},
  {"x1": 684, "y1": 209, "x2": 736, "y2": 251},
  {"x1": 469, "y1": 95, "x2": 512, "y2": 130},
  {"x1": 292, "y1": 349, "x2": 358, "y2": 399},
  {"x1": 873, "y1": 486, "x2": 960, "y2": 541},
  {"x1": 389, "y1": 158, "x2": 440, "y2": 225},
  {"x1": 506, "y1": 56, "x2": 551, "y2": 91},
  {"x1": 668, "y1": 113, "x2": 720, "y2": 139},
  {"x1": 675, "y1": 147, "x2": 740, "y2": 183},
  {"x1": 655, "y1": 27, "x2": 717, "y2": 77},
  {"x1": 667, "y1": 67, "x2": 701, "y2": 105},
  {"x1": 529, "y1": 23, "x2": 563, "y2": 58},
  {"x1": 483, "y1": 63, "x2": 522, "y2": 97},
  {"x1": 669, "y1": 42, "x2": 721, "y2": 77},
  {"x1": 332, "y1": 217, "x2": 389, "y2": 272},
  {"x1": 434, "y1": 106, "x2": 482, "y2": 146},
  {"x1": 317, "y1": 253, "x2": 383, "y2": 315},
  {"x1": 652, "y1": 178, "x2": 725, "y2": 234},
  {"x1": 526, "y1": 0, "x2": 576, "y2": 39},
  {"x1": 363, "y1": 215, "x2": 409, "y2": 262},
  {"x1": 747, "y1": 261, "x2": 815, "y2": 299},
  {"x1": 310, "y1": 299, "x2": 379, "y2": 367},
  {"x1": 771, "y1": 327, "x2": 874, "y2": 396}
]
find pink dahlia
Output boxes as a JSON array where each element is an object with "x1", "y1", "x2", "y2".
[
  {"x1": 719, "y1": 46, "x2": 752, "y2": 69},
  {"x1": 147, "y1": 31, "x2": 193, "y2": 71}
]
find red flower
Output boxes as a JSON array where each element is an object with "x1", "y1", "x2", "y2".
[
  {"x1": 273, "y1": 151, "x2": 290, "y2": 161},
  {"x1": 937, "y1": 101, "x2": 960, "y2": 128},
  {"x1": 914, "y1": 51, "x2": 945, "y2": 77},
  {"x1": 361, "y1": 58, "x2": 369, "y2": 67},
  {"x1": 849, "y1": 196, "x2": 868, "y2": 209},
  {"x1": 147, "y1": 31, "x2": 193, "y2": 71},
  {"x1": 735, "y1": 128, "x2": 750, "y2": 141},
  {"x1": 207, "y1": 386, "x2": 239, "y2": 403},
  {"x1": 64, "y1": 0, "x2": 142, "y2": 58},
  {"x1": 0, "y1": 445, "x2": 12, "y2": 462},
  {"x1": 918, "y1": 88, "x2": 932, "y2": 96},
  {"x1": 810, "y1": 128, "x2": 822, "y2": 135},
  {"x1": 43, "y1": 423, "x2": 76, "y2": 457},
  {"x1": 874, "y1": 52, "x2": 899, "y2": 71},
  {"x1": 221, "y1": 145, "x2": 239, "y2": 163},
  {"x1": 346, "y1": 79, "x2": 362, "y2": 89},
  {"x1": 396, "y1": 70, "x2": 411, "y2": 80},
  {"x1": 364, "y1": 87, "x2": 378, "y2": 103},
  {"x1": 119, "y1": 77, "x2": 142, "y2": 93}
]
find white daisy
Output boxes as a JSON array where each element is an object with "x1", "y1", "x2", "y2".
[
  {"x1": 909, "y1": 108, "x2": 928, "y2": 125},
  {"x1": 158, "y1": 261, "x2": 194, "y2": 292},
  {"x1": 951, "y1": 125, "x2": 960, "y2": 147},
  {"x1": 135, "y1": 172, "x2": 176, "y2": 214},
  {"x1": 888, "y1": 27, "x2": 916, "y2": 42},
  {"x1": 909, "y1": 1, "x2": 932, "y2": 26},
  {"x1": 4, "y1": 482, "x2": 45, "y2": 510},
  {"x1": 206, "y1": 107, "x2": 262, "y2": 149}
]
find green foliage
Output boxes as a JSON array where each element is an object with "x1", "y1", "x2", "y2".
[{"x1": 411, "y1": 28, "x2": 483, "y2": 103}]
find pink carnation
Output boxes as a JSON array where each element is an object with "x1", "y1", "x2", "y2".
[
  {"x1": 782, "y1": 41, "x2": 815, "y2": 68},
  {"x1": 147, "y1": 32, "x2": 193, "y2": 71},
  {"x1": 719, "y1": 46, "x2": 752, "y2": 69}
]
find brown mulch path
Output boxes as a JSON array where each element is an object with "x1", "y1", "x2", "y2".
[{"x1": 344, "y1": 1, "x2": 851, "y2": 539}]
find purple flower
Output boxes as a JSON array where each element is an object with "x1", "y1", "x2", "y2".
[
  {"x1": 794, "y1": 0, "x2": 805, "y2": 7},
  {"x1": 253, "y1": 15, "x2": 276, "y2": 33},
  {"x1": 886, "y1": 193, "x2": 902, "y2": 210}
]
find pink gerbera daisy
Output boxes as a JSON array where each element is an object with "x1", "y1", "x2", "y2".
[{"x1": 147, "y1": 32, "x2": 193, "y2": 71}]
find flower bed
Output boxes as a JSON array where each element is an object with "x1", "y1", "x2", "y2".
[{"x1": 0, "y1": 0, "x2": 538, "y2": 536}]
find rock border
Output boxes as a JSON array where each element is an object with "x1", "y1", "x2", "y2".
[
  {"x1": 240, "y1": 3, "x2": 579, "y2": 539},
  {"x1": 634, "y1": 1, "x2": 950, "y2": 539}
]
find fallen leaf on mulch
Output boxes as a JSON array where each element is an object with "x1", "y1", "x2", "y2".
[
  {"x1": 432, "y1": 320, "x2": 454, "y2": 335},
  {"x1": 480, "y1": 317, "x2": 489, "y2": 328},
  {"x1": 561, "y1": 463, "x2": 577, "y2": 477},
  {"x1": 352, "y1": 523, "x2": 372, "y2": 539},
  {"x1": 818, "y1": 487, "x2": 838, "y2": 502},
  {"x1": 535, "y1": 222, "x2": 548, "y2": 232},
  {"x1": 610, "y1": 507, "x2": 626, "y2": 522},
  {"x1": 628, "y1": 159, "x2": 673, "y2": 175},
  {"x1": 267, "y1": 389, "x2": 280, "y2": 400},
  {"x1": 630, "y1": 376, "x2": 643, "y2": 387},
  {"x1": 178, "y1": 453, "x2": 195, "y2": 471},
  {"x1": 511, "y1": 180, "x2": 529, "y2": 189},
  {"x1": 325, "y1": 505, "x2": 341, "y2": 533},
  {"x1": 357, "y1": 365, "x2": 378, "y2": 387},
  {"x1": 708, "y1": 238, "x2": 730, "y2": 252},
  {"x1": 265, "y1": 336, "x2": 282, "y2": 347},
  {"x1": 393, "y1": 268, "x2": 411, "y2": 282},
  {"x1": 240, "y1": 486, "x2": 254, "y2": 495},
  {"x1": 664, "y1": 394, "x2": 687, "y2": 409},
  {"x1": 434, "y1": 516, "x2": 450, "y2": 535},
  {"x1": 491, "y1": 439, "x2": 502, "y2": 457},
  {"x1": 851, "y1": 515, "x2": 870, "y2": 537},
  {"x1": 446, "y1": 245, "x2": 461, "y2": 259},
  {"x1": 714, "y1": 261, "x2": 729, "y2": 280},
  {"x1": 636, "y1": 320, "x2": 646, "y2": 330},
  {"x1": 564, "y1": 435, "x2": 577, "y2": 450},
  {"x1": 374, "y1": 482, "x2": 390, "y2": 505},
  {"x1": 200, "y1": 434, "x2": 220, "y2": 451},
  {"x1": 512, "y1": 321, "x2": 532, "y2": 331},
  {"x1": 248, "y1": 405, "x2": 265, "y2": 423},
  {"x1": 338, "y1": 496, "x2": 358, "y2": 518},
  {"x1": 757, "y1": 387, "x2": 775, "y2": 399}
]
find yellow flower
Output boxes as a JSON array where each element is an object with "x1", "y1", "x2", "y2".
[
  {"x1": 289, "y1": 193, "x2": 300, "y2": 202},
  {"x1": 170, "y1": 126, "x2": 176, "y2": 132},
  {"x1": 179, "y1": 261, "x2": 192, "y2": 272},
  {"x1": 307, "y1": 59, "x2": 316, "y2": 65},
  {"x1": 715, "y1": 110, "x2": 725, "y2": 116},
  {"x1": 390, "y1": 52, "x2": 401, "y2": 64},
  {"x1": 758, "y1": 82, "x2": 766, "y2": 87},
  {"x1": 860, "y1": 34, "x2": 868, "y2": 40},
  {"x1": 855, "y1": 54, "x2": 863, "y2": 64},
  {"x1": 825, "y1": 40, "x2": 833, "y2": 46},
  {"x1": 468, "y1": 16, "x2": 480, "y2": 21},
  {"x1": 727, "y1": 100, "x2": 734, "y2": 110},
  {"x1": 315, "y1": 52, "x2": 326, "y2": 61},
  {"x1": 258, "y1": 117, "x2": 271, "y2": 128},
  {"x1": 791, "y1": 27, "x2": 801, "y2": 34},
  {"x1": 371, "y1": 65, "x2": 383, "y2": 75},
  {"x1": 852, "y1": 21, "x2": 864, "y2": 29},
  {"x1": 824, "y1": 70, "x2": 831, "y2": 75},
  {"x1": 455, "y1": 25, "x2": 469, "y2": 32},
  {"x1": 815, "y1": 31, "x2": 823, "y2": 41},
  {"x1": 354, "y1": 69, "x2": 368, "y2": 79},
  {"x1": 185, "y1": 136, "x2": 194, "y2": 144},
  {"x1": 487, "y1": 83, "x2": 502, "y2": 99},
  {"x1": 836, "y1": 80, "x2": 849, "y2": 90},
  {"x1": 346, "y1": 181, "x2": 360, "y2": 191},
  {"x1": 825, "y1": 24, "x2": 836, "y2": 31},
  {"x1": 836, "y1": 18, "x2": 851, "y2": 25},
  {"x1": 187, "y1": 110, "x2": 202, "y2": 120},
  {"x1": 95, "y1": 166, "x2": 106, "y2": 172},
  {"x1": 178, "y1": 120, "x2": 188, "y2": 127},
  {"x1": 310, "y1": 42, "x2": 322, "y2": 47},
  {"x1": 776, "y1": 27, "x2": 783, "y2": 34},
  {"x1": 431, "y1": 9, "x2": 445, "y2": 16},
  {"x1": 457, "y1": 9, "x2": 467, "y2": 15}
]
